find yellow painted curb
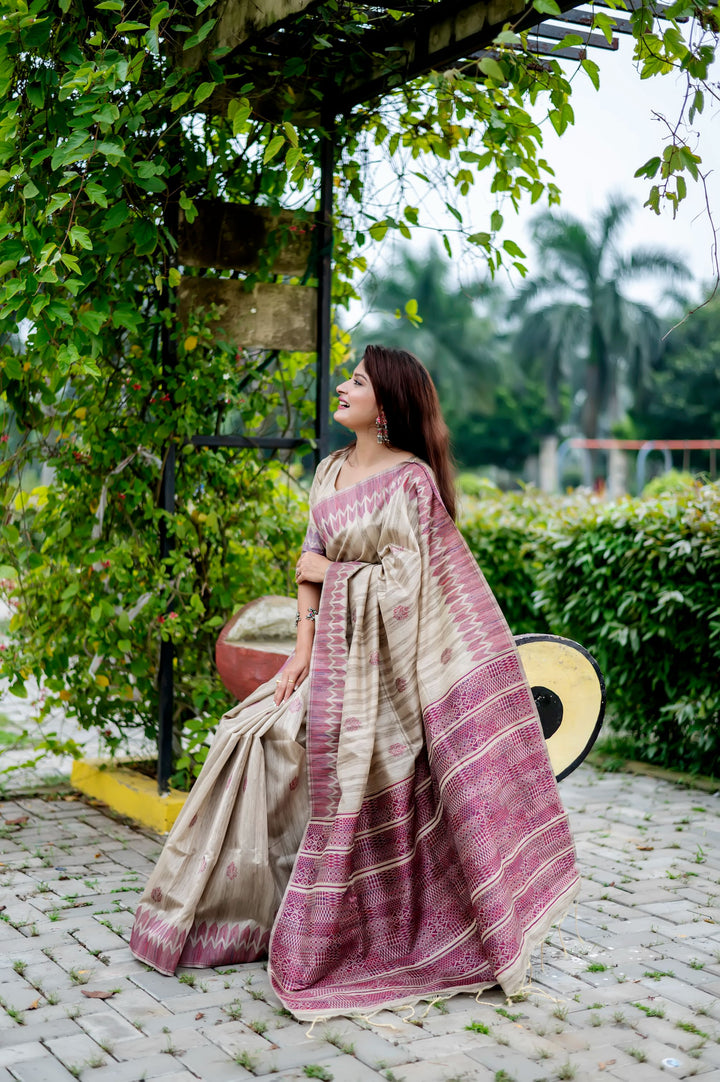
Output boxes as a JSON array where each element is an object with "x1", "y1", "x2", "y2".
[
  {"x1": 589, "y1": 753, "x2": 719, "y2": 793},
  {"x1": 70, "y1": 759, "x2": 187, "y2": 834}
]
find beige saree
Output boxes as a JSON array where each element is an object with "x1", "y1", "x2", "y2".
[{"x1": 130, "y1": 455, "x2": 580, "y2": 1019}]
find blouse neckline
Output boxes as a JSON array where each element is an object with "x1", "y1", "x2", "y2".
[{"x1": 331, "y1": 452, "x2": 419, "y2": 494}]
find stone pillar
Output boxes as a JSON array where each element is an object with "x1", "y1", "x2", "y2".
[
  {"x1": 608, "y1": 444, "x2": 627, "y2": 499},
  {"x1": 539, "y1": 436, "x2": 559, "y2": 493}
]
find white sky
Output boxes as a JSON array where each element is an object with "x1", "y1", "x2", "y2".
[
  {"x1": 529, "y1": 37, "x2": 720, "y2": 294},
  {"x1": 350, "y1": 34, "x2": 720, "y2": 316}
]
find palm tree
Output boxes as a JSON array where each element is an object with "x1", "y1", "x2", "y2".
[
  {"x1": 356, "y1": 243, "x2": 506, "y2": 417},
  {"x1": 511, "y1": 196, "x2": 690, "y2": 443},
  {"x1": 352, "y1": 244, "x2": 559, "y2": 471}
]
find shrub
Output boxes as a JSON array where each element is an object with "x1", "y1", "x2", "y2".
[
  {"x1": 461, "y1": 484, "x2": 720, "y2": 776},
  {"x1": 460, "y1": 487, "x2": 551, "y2": 636},
  {"x1": 642, "y1": 470, "x2": 703, "y2": 498},
  {"x1": 0, "y1": 333, "x2": 311, "y2": 787}
]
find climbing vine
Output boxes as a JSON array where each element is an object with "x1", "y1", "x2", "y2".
[{"x1": 0, "y1": 0, "x2": 717, "y2": 778}]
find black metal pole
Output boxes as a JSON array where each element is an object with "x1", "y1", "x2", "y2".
[
  {"x1": 157, "y1": 441, "x2": 176, "y2": 793},
  {"x1": 191, "y1": 435, "x2": 306, "y2": 450},
  {"x1": 315, "y1": 114, "x2": 335, "y2": 466},
  {"x1": 157, "y1": 151, "x2": 179, "y2": 794}
]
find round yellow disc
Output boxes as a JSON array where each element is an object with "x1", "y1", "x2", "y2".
[{"x1": 516, "y1": 635, "x2": 605, "y2": 780}]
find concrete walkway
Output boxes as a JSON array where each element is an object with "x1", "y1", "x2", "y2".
[{"x1": 0, "y1": 767, "x2": 718, "y2": 1082}]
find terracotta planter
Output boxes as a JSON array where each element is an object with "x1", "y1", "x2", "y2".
[{"x1": 215, "y1": 594, "x2": 296, "y2": 701}]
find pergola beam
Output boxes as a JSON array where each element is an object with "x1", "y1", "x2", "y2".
[{"x1": 194, "y1": 0, "x2": 627, "y2": 119}]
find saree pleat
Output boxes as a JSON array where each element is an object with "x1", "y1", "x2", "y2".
[
  {"x1": 130, "y1": 682, "x2": 309, "y2": 974},
  {"x1": 130, "y1": 455, "x2": 580, "y2": 1017}
]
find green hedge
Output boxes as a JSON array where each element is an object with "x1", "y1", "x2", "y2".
[{"x1": 460, "y1": 484, "x2": 720, "y2": 777}]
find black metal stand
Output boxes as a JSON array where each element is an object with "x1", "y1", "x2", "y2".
[
  {"x1": 157, "y1": 441, "x2": 176, "y2": 793},
  {"x1": 315, "y1": 114, "x2": 335, "y2": 465},
  {"x1": 154, "y1": 119, "x2": 336, "y2": 792}
]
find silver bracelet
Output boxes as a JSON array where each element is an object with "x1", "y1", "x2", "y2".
[{"x1": 295, "y1": 608, "x2": 319, "y2": 627}]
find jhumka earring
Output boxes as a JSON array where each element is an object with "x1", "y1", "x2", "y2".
[{"x1": 375, "y1": 412, "x2": 389, "y2": 445}]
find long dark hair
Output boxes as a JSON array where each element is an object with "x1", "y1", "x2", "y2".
[{"x1": 362, "y1": 344, "x2": 456, "y2": 520}]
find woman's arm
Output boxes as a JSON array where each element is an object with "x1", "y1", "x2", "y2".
[{"x1": 272, "y1": 555, "x2": 330, "y2": 705}]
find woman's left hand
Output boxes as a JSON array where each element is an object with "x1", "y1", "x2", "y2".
[{"x1": 295, "y1": 552, "x2": 332, "y2": 584}]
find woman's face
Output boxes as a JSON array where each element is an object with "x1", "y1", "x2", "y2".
[{"x1": 334, "y1": 360, "x2": 380, "y2": 434}]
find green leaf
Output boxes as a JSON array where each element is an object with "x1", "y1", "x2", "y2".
[
  {"x1": 26, "y1": 83, "x2": 45, "y2": 109},
  {"x1": 104, "y1": 201, "x2": 129, "y2": 229},
  {"x1": 533, "y1": 0, "x2": 562, "y2": 15},
  {"x1": 634, "y1": 156, "x2": 661, "y2": 179},
  {"x1": 404, "y1": 298, "x2": 422, "y2": 325},
  {"x1": 60, "y1": 253, "x2": 81, "y2": 273},
  {"x1": 479, "y1": 57, "x2": 506, "y2": 82},
  {"x1": 78, "y1": 308, "x2": 106, "y2": 334},
  {"x1": 92, "y1": 103, "x2": 120, "y2": 126},
  {"x1": 581, "y1": 57, "x2": 600, "y2": 90},
  {"x1": 285, "y1": 147, "x2": 303, "y2": 171},
  {"x1": 96, "y1": 140, "x2": 126, "y2": 163},
  {"x1": 283, "y1": 121, "x2": 299, "y2": 148},
  {"x1": 179, "y1": 190, "x2": 198, "y2": 223},
  {"x1": 183, "y1": 17, "x2": 217, "y2": 49},
  {"x1": 69, "y1": 225, "x2": 93, "y2": 250},
  {"x1": 502, "y1": 238, "x2": 526, "y2": 258},
  {"x1": 171, "y1": 91, "x2": 191, "y2": 111},
  {"x1": 229, "y1": 98, "x2": 252, "y2": 134},
  {"x1": 50, "y1": 131, "x2": 91, "y2": 170},
  {"x1": 150, "y1": 2, "x2": 171, "y2": 29},
  {"x1": 132, "y1": 219, "x2": 158, "y2": 255},
  {"x1": 263, "y1": 135, "x2": 285, "y2": 165},
  {"x1": 137, "y1": 161, "x2": 163, "y2": 178},
  {"x1": 593, "y1": 10, "x2": 615, "y2": 45},
  {"x1": 554, "y1": 33, "x2": 584, "y2": 49},
  {"x1": 193, "y1": 82, "x2": 216, "y2": 107},
  {"x1": 678, "y1": 146, "x2": 700, "y2": 180},
  {"x1": 85, "y1": 181, "x2": 108, "y2": 207}
]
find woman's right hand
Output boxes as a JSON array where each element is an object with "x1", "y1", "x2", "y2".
[{"x1": 273, "y1": 648, "x2": 311, "y2": 705}]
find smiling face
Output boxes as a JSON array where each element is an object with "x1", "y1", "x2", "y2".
[{"x1": 334, "y1": 360, "x2": 380, "y2": 435}]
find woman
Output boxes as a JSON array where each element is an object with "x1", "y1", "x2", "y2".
[{"x1": 130, "y1": 345, "x2": 580, "y2": 1020}]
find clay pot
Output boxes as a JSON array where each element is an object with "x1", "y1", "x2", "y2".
[{"x1": 215, "y1": 595, "x2": 296, "y2": 702}]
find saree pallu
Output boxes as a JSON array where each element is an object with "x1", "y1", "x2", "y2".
[{"x1": 130, "y1": 456, "x2": 580, "y2": 1019}]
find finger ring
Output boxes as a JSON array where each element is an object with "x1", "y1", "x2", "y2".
[{"x1": 275, "y1": 679, "x2": 281, "y2": 685}]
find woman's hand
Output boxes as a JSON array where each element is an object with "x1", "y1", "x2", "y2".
[
  {"x1": 273, "y1": 649, "x2": 311, "y2": 705},
  {"x1": 295, "y1": 552, "x2": 332, "y2": 584}
]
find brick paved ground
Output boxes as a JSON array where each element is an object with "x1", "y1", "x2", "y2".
[{"x1": 0, "y1": 766, "x2": 718, "y2": 1082}]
